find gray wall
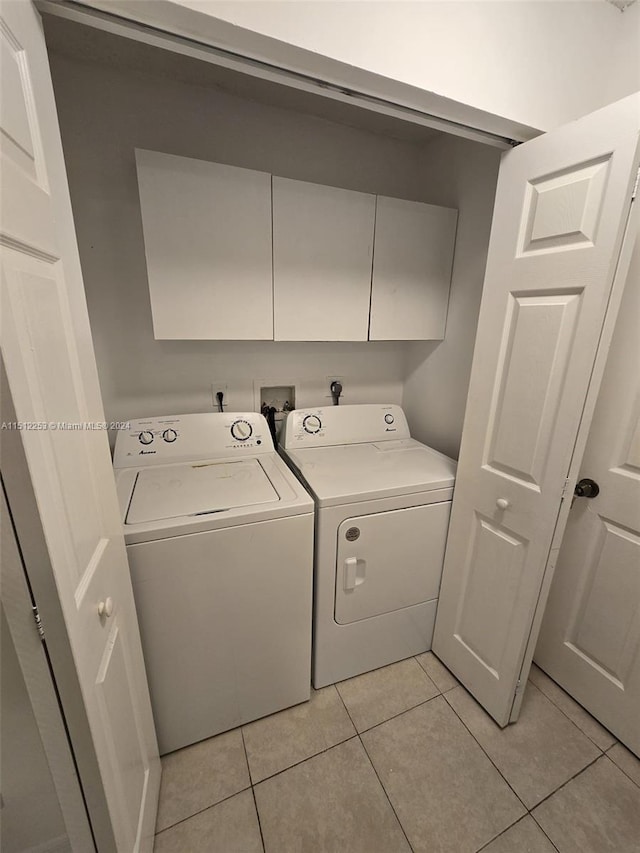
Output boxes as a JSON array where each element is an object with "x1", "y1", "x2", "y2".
[
  {"x1": 48, "y1": 40, "x2": 498, "y2": 456},
  {"x1": 47, "y1": 49, "x2": 433, "y2": 426},
  {"x1": 403, "y1": 136, "x2": 501, "y2": 459}
]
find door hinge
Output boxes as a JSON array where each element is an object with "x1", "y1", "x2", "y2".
[
  {"x1": 632, "y1": 167, "x2": 640, "y2": 201},
  {"x1": 514, "y1": 678, "x2": 524, "y2": 696},
  {"x1": 32, "y1": 605, "x2": 45, "y2": 641}
]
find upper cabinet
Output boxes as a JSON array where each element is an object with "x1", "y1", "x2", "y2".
[
  {"x1": 272, "y1": 177, "x2": 376, "y2": 341},
  {"x1": 135, "y1": 149, "x2": 273, "y2": 340},
  {"x1": 369, "y1": 197, "x2": 458, "y2": 341},
  {"x1": 135, "y1": 150, "x2": 457, "y2": 341}
]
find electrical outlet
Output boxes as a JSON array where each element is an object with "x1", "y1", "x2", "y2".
[
  {"x1": 211, "y1": 382, "x2": 228, "y2": 411},
  {"x1": 325, "y1": 376, "x2": 346, "y2": 401}
]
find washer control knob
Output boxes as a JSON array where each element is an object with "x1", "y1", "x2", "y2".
[
  {"x1": 303, "y1": 415, "x2": 322, "y2": 434},
  {"x1": 231, "y1": 419, "x2": 252, "y2": 441},
  {"x1": 384, "y1": 413, "x2": 395, "y2": 425},
  {"x1": 138, "y1": 430, "x2": 154, "y2": 445},
  {"x1": 162, "y1": 428, "x2": 177, "y2": 443}
]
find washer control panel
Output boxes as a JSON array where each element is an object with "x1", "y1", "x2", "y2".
[
  {"x1": 281, "y1": 404, "x2": 410, "y2": 449},
  {"x1": 114, "y1": 412, "x2": 273, "y2": 467}
]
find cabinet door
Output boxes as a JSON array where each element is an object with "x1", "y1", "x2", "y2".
[
  {"x1": 136, "y1": 150, "x2": 273, "y2": 340},
  {"x1": 369, "y1": 196, "x2": 457, "y2": 340},
  {"x1": 273, "y1": 177, "x2": 375, "y2": 341}
]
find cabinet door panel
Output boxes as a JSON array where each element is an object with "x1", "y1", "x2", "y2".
[
  {"x1": 136, "y1": 150, "x2": 273, "y2": 340},
  {"x1": 273, "y1": 177, "x2": 375, "y2": 341},
  {"x1": 369, "y1": 196, "x2": 457, "y2": 340}
]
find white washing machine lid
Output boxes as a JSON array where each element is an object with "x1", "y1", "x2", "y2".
[
  {"x1": 283, "y1": 439, "x2": 456, "y2": 507},
  {"x1": 126, "y1": 458, "x2": 279, "y2": 524}
]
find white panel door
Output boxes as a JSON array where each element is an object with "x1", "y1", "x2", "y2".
[
  {"x1": 433, "y1": 94, "x2": 640, "y2": 726},
  {"x1": 369, "y1": 195, "x2": 457, "y2": 340},
  {"x1": 273, "y1": 176, "x2": 375, "y2": 341},
  {"x1": 535, "y1": 225, "x2": 640, "y2": 756},
  {"x1": 136, "y1": 149, "x2": 273, "y2": 340},
  {"x1": 0, "y1": 4, "x2": 160, "y2": 851}
]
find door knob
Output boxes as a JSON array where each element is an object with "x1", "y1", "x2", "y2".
[
  {"x1": 574, "y1": 478, "x2": 599, "y2": 498},
  {"x1": 496, "y1": 498, "x2": 510, "y2": 510},
  {"x1": 98, "y1": 597, "x2": 113, "y2": 618}
]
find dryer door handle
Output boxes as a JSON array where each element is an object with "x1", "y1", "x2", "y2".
[{"x1": 344, "y1": 557, "x2": 366, "y2": 591}]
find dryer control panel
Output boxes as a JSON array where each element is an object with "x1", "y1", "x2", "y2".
[
  {"x1": 281, "y1": 404, "x2": 410, "y2": 449},
  {"x1": 113, "y1": 412, "x2": 274, "y2": 467}
]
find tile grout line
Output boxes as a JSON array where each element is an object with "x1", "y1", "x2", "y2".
[
  {"x1": 239, "y1": 724, "x2": 257, "y2": 787},
  {"x1": 334, "y1": 681, "x2": 417, "y2": 853},
  {"x1": 529, "y1": 752, "x2": 604, "y2": 813},
  {"x1": 244, "y1": 672, "x2": 445, "y2": 789},
  {"x1": 529, "y1": 749, "x2": 640, "y2": 852},
  {"x1": 358, "y1": 733, "x2": 417, "y2": 853},
  {"x1": 528, "y1": 811, "x2": 564, "y2": 853},
  {"x1": 526, "y1": 754, "x2": 606, "y2": 853},
  {"x1": 441, "y1": 689, "x2": 530, "y2": 814},
  {"x1": 415, "y1": 660, "x2": 566, "y2": 853},
  {"x1": 334, "y1": 671, "x2": 561, "y2": 853},
  {"x1": 241, "y1": 727, "x2": 267, "y2": 853},
  {"x1": 155, "y1": 725, "x2": 258, "y2": 839},
  {"x1": 248, "y1": 732, "x2": 361, "y2": 786},
  {"x1": 440, "y1": 690, "x2": 562, "y2": 853},
  {"x1": 154, "y1": 783, "x2": 254, "y2": 837},
  {"x1": 604, "y1": 745, "x2": 640, "y2": 790},
  {"x1": 528, "y1": 672, "x2": 614, "y2": 754},
  {"x1": 335, "y1": 690, "x2": 442, "y2": 737},
  {"x1": 473, "y1": 814, "x2": 561, "y2": 853},
  {"x1": 414, "y1": 654, "x2": 461, "y2": 694}
]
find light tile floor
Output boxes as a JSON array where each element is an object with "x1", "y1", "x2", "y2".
[{"x1": 153, "y1": 657, "x2": 640, "y2": 853}]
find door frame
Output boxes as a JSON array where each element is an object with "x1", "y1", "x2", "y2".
[
  {"x1": 20, "y1": 0, "x2": 639, "y2": 737},
  {"x1": 36, "y1": 0, "x2": 537, "y2": 148},
  {"x1": 2, "y1": 484, "x2": 95, "y2": 852},
  {"x1": 510, "y1": 175, "x2": 640, "y2": 721},
  {"x1": 1, "y1": 361, "x2": 117, "y2": 853}
]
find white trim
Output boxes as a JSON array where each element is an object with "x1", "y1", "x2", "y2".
[
  {"x1": 1, "y1": 486, "x2": 96, "y2": 852},
  {"x1": 36, "y1": 0, "x2": 540, "y2": 148}
]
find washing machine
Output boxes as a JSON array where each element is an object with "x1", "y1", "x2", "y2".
[
  {"x1": 280, "y1": 404, "x2": 456, "y2": 688},
  {"x1": 113, "y1": 412, "x2": 314, "y2": 754}
]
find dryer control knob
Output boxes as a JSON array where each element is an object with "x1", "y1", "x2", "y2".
[
  {"x1": 384, "y1": 413, "x2": 395, "y2": 424},
  {"x1": 303, "y1": 415, "x2": 322, "y2": 434},
  {"x1": 138, "y1": 430, "x2": 154, "y2": 445},
  {"x1": 231, "y1": 419, "x2": 252, "y2": 441},
  {"x1": 162, "y1": 429, "x2": 177, "y2": 443}
]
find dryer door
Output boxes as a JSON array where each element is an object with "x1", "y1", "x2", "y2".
[{"x1": 335, "y1": 502, "x2": 451, "y2": 625}]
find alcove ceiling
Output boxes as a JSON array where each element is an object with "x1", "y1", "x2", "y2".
[
  {"x1": 605, "y1": 0, "x2": 637, "y2": 10},
  {"x1": 42, "y1": 14, "x2": 444, "y2": 146}
]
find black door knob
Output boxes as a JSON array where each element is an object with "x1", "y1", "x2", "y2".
[{"x1": 574, "y1": 478, "x2": 600, "y2": 498}]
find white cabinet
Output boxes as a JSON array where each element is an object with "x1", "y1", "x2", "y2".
[
  {"x1": 136, "y1": 151, "x2": 456, "y2": 342},
  {"x1": 135, "y1": 149, "x2": 273, "y2": 340},
  {"x1": 369, "y1": 196, "x2": 457, "y2": 340},
  {"x1": 272, "y1": 177, "x2": 376, "y2": 341}
]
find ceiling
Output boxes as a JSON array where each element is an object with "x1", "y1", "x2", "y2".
[
  {"x1": 42, "y1": 14, "x2": 443, "y2": 147},
  {"x1": 605, "y1": 0, "x2": 637, "y2": 10}
]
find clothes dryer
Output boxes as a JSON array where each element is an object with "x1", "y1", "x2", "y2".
[{"x1": 280, "y1": 404, "x2": 456, "y2": 688}]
